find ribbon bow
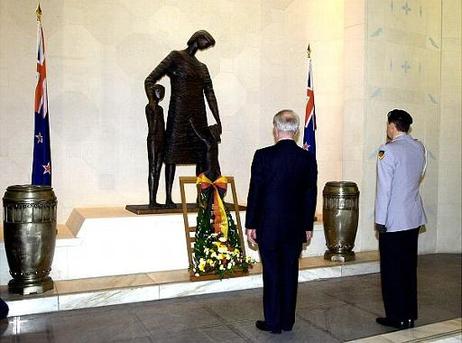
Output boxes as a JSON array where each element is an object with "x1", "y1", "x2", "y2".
[{"x1": 196, "y1": 173, "x2": 228, "y2": 239}]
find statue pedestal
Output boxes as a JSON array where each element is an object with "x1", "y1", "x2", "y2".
[
  {"x1": 57, "y1": 207, "x2": 194, "y2": 279},
  {"x1": 125, "y1": 203, "x2": 246, "y2": 215},
  {"x1": 0, "y1": 207, "x2": 328, "y2": 285}
]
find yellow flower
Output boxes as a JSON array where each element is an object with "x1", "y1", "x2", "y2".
[
  {"x1": 218, "y1": 253, "x2": 224, "y2": 260},
  {"x1": 218, "y1": 236, "x2": 227, "y2": 243},
  {"x1": 199, "y1": 258, "x2": 206, "y2": 272}
]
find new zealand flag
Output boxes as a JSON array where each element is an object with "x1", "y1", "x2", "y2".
[
  {"x1": 32, "y1": 18, "x2": 52, "y2": 185},
  {"x1": 303, "y1": 58, "x2": 316, "y2": 159}
]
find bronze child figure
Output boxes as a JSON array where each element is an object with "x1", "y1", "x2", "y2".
[{"x1": 146, "y1": 84, "x2": 165, "y2": 207}]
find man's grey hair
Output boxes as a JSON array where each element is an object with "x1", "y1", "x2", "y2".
[{"x1": 273, "y1": 109, "x2": 300, "y2": 133}]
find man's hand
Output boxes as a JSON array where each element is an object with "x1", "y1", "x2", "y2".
[
  {"x1": 306, "y1": 231, "x2": 313, "y2": 242},
  {"x1": 246, "y1": 229, "x2": 257, "y2": 245},
  {"x1": 217, "y1": 122, "x2": 222, "y2": 135},
  {"x1": 375, "y1": 223, "x2": 387, "y2": 233}
]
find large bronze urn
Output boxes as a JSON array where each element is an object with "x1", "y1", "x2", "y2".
[
  {"x1": 2, "y1": 185, "x2": 57, "y2": 295},
  {"x1": 322, "y1": 181, "x2": 359, "y2": 262}
]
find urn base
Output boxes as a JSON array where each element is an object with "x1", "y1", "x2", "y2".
[
  {"x1": 324, "y1": 250, "x2": 356, "y2": 262},
  {"x1": 8, "y1": 276, "x2": 54, "y2": 295}
]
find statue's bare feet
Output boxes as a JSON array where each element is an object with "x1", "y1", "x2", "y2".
[
  {"x1": 165, "y1": 200, "x2": 176, "y2": 209},
  {"x1": 148, "y1": 202, "x2": 163, "y2": 208}
]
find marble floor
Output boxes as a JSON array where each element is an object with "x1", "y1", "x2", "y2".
[
  {"x1": 0, "y1": 254, "x2": 460, "y2": 343},
  {"x1": 348, "y1": 318, "x2": 462, "y2": 342}
]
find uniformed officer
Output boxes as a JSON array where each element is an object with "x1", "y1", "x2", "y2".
[{"x1": 375, "y1": 109, "x2": 427, "y2": 330}]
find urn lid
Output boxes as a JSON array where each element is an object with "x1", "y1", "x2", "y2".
[
  {"x1": 3, "y1": 185, "x2": 56, "y2": 203},
  {"x1": 323, "y1": 181, "x2": 359, "y2": 195}
]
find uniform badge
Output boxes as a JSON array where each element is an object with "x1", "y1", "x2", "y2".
[{"x1": 378, "y1": 150, "x2": 385, "y2": 160}]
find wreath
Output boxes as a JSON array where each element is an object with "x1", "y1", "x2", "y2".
[{"x1": 191, "y1": 174, "x2": 255, "y2": 279}]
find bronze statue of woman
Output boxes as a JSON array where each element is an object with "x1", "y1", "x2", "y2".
[{"x1": 145, "y1": 30, "x2": 222, "y2": 207}]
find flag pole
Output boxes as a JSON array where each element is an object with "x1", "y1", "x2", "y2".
[
  {"x1": 303, "y1": 41, "x2": 316, "y2": 154},
  {"x1": 36, "y1": 2, "x2": 42, "y2": 22}
]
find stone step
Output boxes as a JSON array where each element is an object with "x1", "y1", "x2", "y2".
[{"x1": 0, "y1": 251, "x2": 379, "y2": 317}]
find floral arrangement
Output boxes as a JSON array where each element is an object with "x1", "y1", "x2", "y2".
[{"x1": 192, "y1": 174, "x2": 255, "y2": 279}]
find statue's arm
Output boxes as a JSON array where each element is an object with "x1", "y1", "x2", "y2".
[
  {"x1": 203, "y1": 65, "x2": 221, "y2": 133},
  {"x1": 153, "y1": 107, "x2": 164, "y2": 130},
  {"x1": 145, "y1": 52, "x2": 174, "y2": 104}
]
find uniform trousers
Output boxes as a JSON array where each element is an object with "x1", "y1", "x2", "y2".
[
  {"x1": 379, "y1": 227, "x2": 419, "y2": 321},
  {"x1": 259, "y1": 242, "x2": 303, "y2": 330}
]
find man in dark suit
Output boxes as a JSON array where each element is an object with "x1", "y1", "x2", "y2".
[
  {"x1": 246, "y1": 109, "x2": 317, "y2": 334},
  {"x1": 0, "y1": 298, "x2": 8, "y2": 319}
]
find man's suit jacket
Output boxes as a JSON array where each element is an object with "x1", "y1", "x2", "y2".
[{"x1": 245, "y1": 139, "x2": 317, "y2": 248}]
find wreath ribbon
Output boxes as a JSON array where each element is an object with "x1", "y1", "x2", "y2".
[{"x1": 196, "y1": 173, "x2": 228, "y2": 239}]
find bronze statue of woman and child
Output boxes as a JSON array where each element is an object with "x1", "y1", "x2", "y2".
[{"x1": 144, "y1": 30, "x2": 222, "y2": 208}]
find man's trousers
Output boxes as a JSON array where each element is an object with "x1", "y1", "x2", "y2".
[
  {"x1": 259, "y1": 242, "x2": 303, "y2": 330},
  {"x1": 379, "y1": 227, "x2": 419, "y2": 321}
]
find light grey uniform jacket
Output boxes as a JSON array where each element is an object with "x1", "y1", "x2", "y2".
[{"x1": 375, "y1": 134, "x2": 427, "y2": 232}]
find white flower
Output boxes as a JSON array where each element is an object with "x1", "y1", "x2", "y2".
[{"x1": 218, "y1": 246, "x2": 228, "y2": 253}]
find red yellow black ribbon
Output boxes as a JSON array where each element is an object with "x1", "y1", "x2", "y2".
[{"x1": 196, "y1": 173, "x2": 228, "y2": 239}]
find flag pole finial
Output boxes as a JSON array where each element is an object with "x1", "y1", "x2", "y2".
[
  {"x1": 36, "y1": 2, "x2": 42, "y2": 21},
  {"x1": 307, "y1": 44, "x2": 311, "y2": 59}
]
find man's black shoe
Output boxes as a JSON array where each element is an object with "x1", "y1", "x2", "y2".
[
  {"x1": 408, "y1": 319, "x2": 415, "y2": 328},
  {"x1": 376, "y1": 317, "x2": 414, "y2": 330},
  {"x1": 255, "y1": 320, "x2": 281, "y2": 334}
]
